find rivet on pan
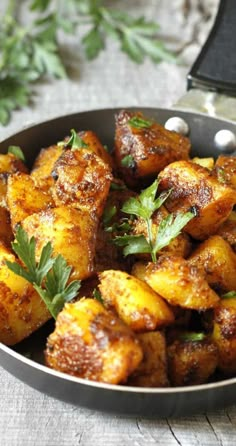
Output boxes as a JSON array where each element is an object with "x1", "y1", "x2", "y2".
[
  {"x1": 214, "y1": 130, "x2": 236, "y2": 153},
  {"x1": 164, "y1": 117, "x2": 189, "y2": 136}
]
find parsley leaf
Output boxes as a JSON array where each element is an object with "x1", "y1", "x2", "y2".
[
  {"x1": 8, "y1": 145, "x2": 25, "y2": 162},
  {"x1": 6, "y1": 226, "x2": 81, "y2": 319},
  {"x1": 121, "y1": 154, "x2": 135, "y2": 168},
  {"x1": 128, "y1": 116, "x2": 153, "y2": 129},
  {"x1": 66, "y1": 129, "x2": 89, "y2": 150},
  {"x1": 221, "y1": 291, "x2": 236, "y2": 299},
  {"x1": 179, "y1": 332, "x2": 206, "y2": 342}
]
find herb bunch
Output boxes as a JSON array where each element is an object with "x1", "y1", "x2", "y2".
[
  {"x1": 6, "y1": 226, "x2": 81, "y2": 319},
  {"x1": 114, "y1": 179, "x2": 195, "y2": 263},
  {"x1": 0, "y1": 0, "x2": 175, "y2": 125}
]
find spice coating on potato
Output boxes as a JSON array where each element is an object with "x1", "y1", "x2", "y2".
[
  {"x1": 0, "y1": 207, "x2": 14, "y2": 248},
  {"x1": 214, "y1": 155, "x2": 236, "y2": 188},
  {"x1": 99, "y1": 270, "x2": 174, "y2": 331},
  {"x1": 0, "y1": 153, "x2": 28, "y2": 207},
  {"x1": 158, "y1": 160, "x2": 236, "y2": 240},
  {"x1": 145, "y1": 256, "x2": 220, "y2": 310},
  {"x1": 45, "y1": 299, "x2": 143, "y2": 384},
  {"x1": 167, "y1": 337, "x2": 218, "y2": 386},
  {"x1": 22, "y1": 205, "x2": 98, "y2": 281},
  {"x1": 78, "y1": 130, "x2": 114, "y2": 168},
  {"x1": 7, "y1": 172, "x2": 53, "y2": 230},
  {"x1": 212, "y1": 298, "x2": 236, "y2": 375},
  {"x1": 31, "y1": 144, "x2": 63, "y2": 190},
  {"x1": 0, "y1": 242, "x2": 50, "y2": 345},
  {"x1": 114, "y1": 110, "x2": 190, "y2": 187},
  {"x1": 128, "y1": 331, "x2": 169, "y2": 387},
  {"x1": 188, "y1": 235, "x2": 236, "y2": 293},
  {"x1": 217, "y1": 211, "x2": 236, "y2": 251},
  {"x1": 52, "y1": 148, "x2": 112, "y2": 217}
]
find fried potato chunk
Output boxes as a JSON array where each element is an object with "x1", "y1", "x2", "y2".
[
  {"x1": 22, "y1": 205, "x2": 98, "y2": 281},
  {"x1": 192, "y1": 157, "x2": 214, "y2": 170},
  {"x1": 216, "y1": 211, "x2": 236, "y2": 251},
  {"x1": 31, "y1": 144, "x2": 63, "y2": 190},
  {"x1": 145, "y1": 256, "x2": 219, "y2": 310},
  {"x1": 212, "y1": 298, "x2": 236, "y2": 375},
  {"x1": 114, "y1": 110, "x2": 190, "y2": 187},
  {"x1": 99, "y1": 270, "x2": 174, "y2": 331},
  {"x1": 167, "y1": 336, "x2": 218, "y2": 386},
  {"x1": 128, "y1": 331, "x2": 169, "y2": 387},
  {"x1": 188, "y1": 235, "x2": 236, "y2": 293},
  {"x1": 0, "y1": 153, "x2": 28, "y2": 207},
  {"x1": 77, "y1": 130, "x2": 113, "y2": 168},
  {"x1": 7, "y1": 172, "x2": 53, "y2": 230},
  {"x1": 0, "y1": 207, "x2": 14, "y2": 248},
  {"x1": 214, "y1": 155, "x2": 236, "y2": 188},
  {"x1": 45, "y1": 298, "x2": 143, "y2": 384},
  {"x1": 0, "y1": 242, "x2": 50, "y2": 345},
  {"x1": 51, "y1": 148, "x2": 112, "y2": 218},
  {"x1": 158, "y1": 160, "x2": 236, "y2": 240}
]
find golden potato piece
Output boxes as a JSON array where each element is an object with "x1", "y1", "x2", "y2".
[
  {"x1": 0, "y1": 242, "x2": 50, "y2": 345},
  {"x1": 188, "y1": 235, "x2": 236, "y2": 293},
  {"x1": 212, "y1": 298, "x2": 236, "y2": 375},
  {"x1": 158, "y1": 160, "x2": 236, "y2": 240},
  {"x1": 7, "y1": 172, "x2": 53, "y2": 230},
  {"x1": 114, "y1": 110, "x2": 190, "y2": 187},
  {"x1": 31, "y1": 144, "x2": 63, "y2": 190},
  {"x1": 217, "y1": 211, "x2": 236, "y2": 251},
  {"x1": 167, "y1": 336, "x2": 218, "y2": 386},
  {"x1": 77, "y1": 130, "x2": 113, "y2": 168},
  {"x1": 192, "y1": 157, "x2": 214, "y2": 170},
  {"x1": 0, "y1": 153, "x2": 28, "y2": 207},
  {"x1": 51, "y1": 148, "x2": 112, "y2": 218},
  {"x1": 0, "y1": 207, "x2": 14, "y2": 248},
  {"x1": 22, "y1": 205, "x2": 98, "y2": 281},
  {"x1": 128, "y1": 331, "x2": 169, "y2": 387},
  {"x1": 145, "y1": 256, "x2": 220, "y2": 310},
  {"x1": 99, "y1": 270, "x2": 174, "y2": 331},
  {"x1": 214, "y1": 155, "x2": 236, "y2": 188},
  {"x1": 45, "y1": 298, "x2": 143, "y2": 384}
]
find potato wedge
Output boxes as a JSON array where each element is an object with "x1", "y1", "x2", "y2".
[
  {"x1": 22, "y1": 205, "x2": 98, "y2": 281},
  {"x1": 0, "y1": 153, "x2": 28, "y2": 207},
  {"x1": 158, "y1": 160, "x2": 236, "y2": 240},
  {"x1": 0, "y1": 207, "x2": 14, "y2": 248},
  {"x1": 188, "y1": 235, "x2": 236, "y2": 293},
  {"x1": 214, "y1": 155, "x2": 236, "y2": 188},
  {"x1": 114, "y1": 110, "x2": 190, "y2": 187},
  {"x1": 216, "y1": 211, "x2": 236, "y2": 251},
  {"x1": 0, "y1": 242, "x2": 50, "y2": 345},
  {"x1": 99, "y1": 270, "x2": 174, "y2": 331},
  {"x1": 128, "y1": 331, "x2": 169, "y2": 387},
  {"x1": 52, "y1": 148, "x2": 112, "y2": 218},
  {"x1": 145, "y1": 256, "x2": 219, "y2": 310},
  {"x1": 31, "y1": 144, "x2": 63, "y2": 190},
  {"x1": 45, "y1": 298, "x2": 143, "y2": 384},
  {"x1": 7, "y1": 172, "x2": 53, "y2": 230}
]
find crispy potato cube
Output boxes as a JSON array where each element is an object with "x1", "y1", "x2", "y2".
[
  {"x1": 0, "y1": 207, "x2": 14, "y2": 248},
  {"x1": 99, "y1": 270, "x2": 174, "y2": 331},
  {"x1": 188, "y1": 235, "x2": 236, "y2": 293},
  {"x1": 217, "y1": 211, "x2": 236, "y2": 251},
  {"x1": 212, "y1": 298, "x2": 236, "y2": 375},
  {"x1": 22, "y1": 206, "x2": 98, "y2": 281},
  {"x1": 192, "y1": 157, "x2": 214, "y2": 170},
  {"x1": 77, "y1": 130, "x2": 113, "y2": 168},
  {"x1": 214, "y1": 155, "x2": 236, "y2": 188},
  {"x1": 128, "y1": 331, "x2": 169, "y2": 387},
  {"x1": 145, "y1": 256, "x2": 219, "y2": 310},
  {"x1": 51, "y1": 148, "x2": 112, "y2": 218},
  {"x1": 0, "y1": 153, "x2": 28, "y2": 207},
  {"x1": 167, "y1": 336, "x2": 218, "y2": 386},
  {"x1": 0, "y1": 242, "x2": 50, "y2": 345},
  {"x1": 114, "y1": 110, "x2": 190, "y2": 187},
  {"x1": 133, "y1": 205, "x2": 192, "y2": 259},
  {"x1": 31, "y1": 144, "x2": 63, "y2": 190},
  {"x1": 158, "y1": 160, "x2": 236, "y2": 240},
  {"x1": 7, "y1": 172, "x2": 53, "y2": 230},
  {"x1": 45, "y1": 298, "x2": 143, "y2": 384}
]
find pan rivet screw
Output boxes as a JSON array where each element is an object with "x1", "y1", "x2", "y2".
[
  {"x1": 164, "y1": 117, "x2": 189, "y2": 136},
  {"x1": 214, "y1": 130, "x2": 236, "y2": 153}
]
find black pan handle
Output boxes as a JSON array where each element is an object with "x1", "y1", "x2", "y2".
[{"x1": 187, "y1": 0, "x2": 236, "y2": 96}]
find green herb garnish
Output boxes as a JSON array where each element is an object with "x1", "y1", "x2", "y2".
[
  {"x1": 0, "y1": 1, "x2": 174, "y2": 125},
  {"x1": 221, "y1": 291, "x2": 236, "y2": 299},
  {"x1": 102, "y1": 205, "x2": 117, "y2": 226},
  {"x1": 8, "y1": 145, "x2": 25, "y2": 162},
  {"x1": 114, "y1": 179, "x2": 195, "y2": 262},
  {"x1": 5, "y1": 226, "x2": 81, "y2": 319},
  {"x1": 128, "y1": 116, "x2": 153, "y2": 129},
  {"x1": 179, "y1": 332, "x2": 206, "y2": 342},
  {"x1": 93, "y1": 289, "x2": 104, "y2": 304},
  {"x1": 67, "y1": 129, "x2": 89, "y2": 151},
  {"x1": 121, "y1": 154, "x2": 135, "y2": 168}
]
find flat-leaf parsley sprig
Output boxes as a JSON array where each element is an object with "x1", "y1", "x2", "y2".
[
  {"x1": 114, "y1": 179, "x2": 195, "y2": 262},
  {"x1": 5, "y1": 226, "x2": 81, "y2": 319}
]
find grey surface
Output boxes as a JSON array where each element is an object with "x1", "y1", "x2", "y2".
[{"x1": 2, "y1": 1, "x2": 236, "y2": 445}]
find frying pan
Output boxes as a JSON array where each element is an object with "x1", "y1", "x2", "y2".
[{"x1": 0, "y1": 0, "x2": 236, "y2": 418}]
